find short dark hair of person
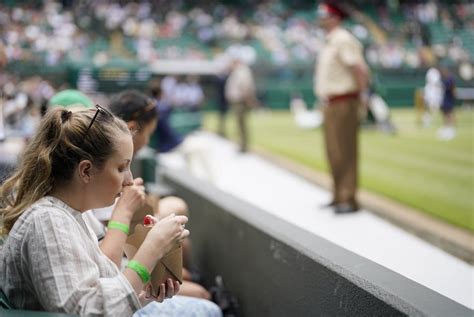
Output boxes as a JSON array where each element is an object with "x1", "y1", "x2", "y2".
[{"x1": 109, "y1": 89, "x2": 157, "y2": 128}]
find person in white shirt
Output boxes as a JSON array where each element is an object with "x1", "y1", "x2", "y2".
[
  {"x1": 185, "y1": 75, "x2": 205, "y2": 111},
  {"x1": 423, "y1": 67, "x2": 443, "y2": 127}
]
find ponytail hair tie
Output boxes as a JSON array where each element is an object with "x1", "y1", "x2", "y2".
[{"x1": 61, "y1": 110, "x2": 72, "y2": 123}]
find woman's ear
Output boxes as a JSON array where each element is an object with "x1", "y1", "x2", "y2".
[
  {"x1": 78, "y1": 160, "x2": 93, "y2": 183},
  {"x1": 127, "y1": 120, "x2": 139, "y2": 133}
]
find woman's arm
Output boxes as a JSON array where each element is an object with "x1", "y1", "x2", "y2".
[
  {"x1": 99, "y1": 178, "x2": 145, "y2": 266},
  {"x1": 27, "y1": 208, "x2": 141, "y2": 316}
]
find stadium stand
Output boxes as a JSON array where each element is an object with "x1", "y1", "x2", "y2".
[{"x1": 1, "y1": 1, "x2": 473, "y2": 110}]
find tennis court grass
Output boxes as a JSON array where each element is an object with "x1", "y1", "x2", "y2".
[{"x1": 203, "y1": 108, "x2": 474, "y2": 232}]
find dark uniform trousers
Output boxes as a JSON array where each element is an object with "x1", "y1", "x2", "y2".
[
  {"x1": 232, "y1": 102, "x2": 249, "y2": 152},
  {"x1": 323, "y1": 98, "x2": 359, "y2": 207}
]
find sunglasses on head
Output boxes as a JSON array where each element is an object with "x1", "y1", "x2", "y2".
[{"x1": 83, "y1": 104, "x2": 114, "y2": 138}]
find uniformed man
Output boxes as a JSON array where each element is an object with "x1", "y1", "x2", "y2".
[
  {"x1": 315, "y1": 2, "x2": 370, "y2": 214},
  {"x1": 225, "y1": 53, "x2": 257, "y2": 153}
]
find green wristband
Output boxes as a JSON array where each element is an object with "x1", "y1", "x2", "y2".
[
  {"x1": 107, "y1": 221, "x2": 129, "y2": 235},
  {"x1": 127, "y1": 260, "x2": 150, "y2": 283}
]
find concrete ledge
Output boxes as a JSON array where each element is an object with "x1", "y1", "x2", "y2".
[
  {"x1": 253, "y1": 147, "x2": 474, "y2": 264},
  {"x1": 164, "y1": 168, "x2": 472, "y2": 317}
]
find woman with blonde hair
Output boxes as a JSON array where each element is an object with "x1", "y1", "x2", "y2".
[{"x1": 0, "y1": 107, "x2": 219, "y2": 316}]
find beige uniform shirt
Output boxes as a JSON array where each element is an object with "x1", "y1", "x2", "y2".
[
  {"x1": 0, "y1": 196, "x2": 141, "y2": 316},
  {"x1": 315, "y1": 27, "x2": 366, "y2": 99},
  {"x1": 225, "y1": 63, "x2": 256, "y2": 104}
]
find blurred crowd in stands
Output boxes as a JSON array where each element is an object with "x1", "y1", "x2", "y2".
[
  {"x1": 0, "y1": 71, "x2": 207, "y2": 139},
  {"x1": 366, "y1": 1, "x2": 473, "y2": 69},
  {"x1": 0, "y1": 0, "x2": 472, "y2": 69},
  {"x1": 1, "y1": 0, "x2": 473, "y2": 140},
  {"x1": 0, "y1": 75, "x2": 53, "y2": 139}
]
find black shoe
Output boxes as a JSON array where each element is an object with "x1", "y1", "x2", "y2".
[{"x1": 334, "y1": 203, "x2": 359, "y2": 214}]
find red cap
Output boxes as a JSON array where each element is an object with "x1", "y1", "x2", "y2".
[{"x1": 317, "y1": 2, "x2": 348, "y2": 20}]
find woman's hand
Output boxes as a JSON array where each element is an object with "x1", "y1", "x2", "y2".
[
  {"x1": 127, "y1": 214, "x2": 188, "y2": 296},
  {"x1": 142, "y1": 213, "x2": 189, "y2": 259},
  {"x1": 156, "y1": 278, "x2": 181, "y2": 302},
  {"x1": 99, "y1": 179, "x2": 146, "y2": 267},
  {"x1": 138, "y1": 279, "x2": 181, "y2": 304},
  {"x1": 113, "y1": 178, "x2": 146, "y2": 221}
]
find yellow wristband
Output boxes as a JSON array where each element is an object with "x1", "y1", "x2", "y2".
[
  {"x1": 107, "y1": 221, "x2": 129, "y2": 235},
  {"x1": 126, "y1": 260, "x2": 150, "y2": 283}
]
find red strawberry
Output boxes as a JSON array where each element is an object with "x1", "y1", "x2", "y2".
[{"x1": 143, "y1": 215, "x2": 155, "y2": 226}]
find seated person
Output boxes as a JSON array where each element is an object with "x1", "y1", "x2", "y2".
[
  {"x1": 0, "y1": 108, "x2": 222, "y2": 316},
  {"x1": 148, "y1": 81, "x2": 214, "y2": 181}
]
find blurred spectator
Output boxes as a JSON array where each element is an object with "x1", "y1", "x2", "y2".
[
  {"x1": 225, "y1": 50, "x2": 258, "y2": 153},
  {"x1": 215, "y1": 68, "x2": 229, "y2": 137},
  {"x1": 185, "y1": 75, "x2": 204, "y2": 112},
  {"x1": 149, "y1": 79, "x2": 184, "y2": 153},
  {"x1": 161, "y1": 75, "x2": 177, "y2": 106},
  {"x1": 437, "y1": 66, "x2": 457, "y2": 140},
  {"x1": 0, "y1": 41, "x2": 6, "y2": 69},
  {"x1": 423, "y1": 67, "x2": 443, "y2": 127},
  {"x1": 172, "y1": 76, "x2": 189, "y2": 109},
  {"x1": 149, "y1": 79, "x2": 214, "y2": 180},
  {"x1": 1, "y1": 76, "x2": 51, "y2": 138}
]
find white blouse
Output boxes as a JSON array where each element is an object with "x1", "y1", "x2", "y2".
[{"x1": 0, "y1": 196, "x2": 141, "y2": 316}]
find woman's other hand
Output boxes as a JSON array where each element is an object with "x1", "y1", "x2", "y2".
[
  {"x1": 143, "y1": 213, "x2": 189, "y2": 259},
  {"x1": 139, "y1": 278, "x2": 181, "y2": 303},
  {"x1": 113, "y1": 177, "x2": 146, "y2": 221}
]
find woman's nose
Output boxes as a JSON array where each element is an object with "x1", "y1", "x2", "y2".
[{"x1": 123, "y1": 170, "x2": 134, "y2": 186}]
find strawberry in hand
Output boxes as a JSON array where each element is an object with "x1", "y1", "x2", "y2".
[{"x1": 143, "y1": 215, "x2": 158, "y2": 227}]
